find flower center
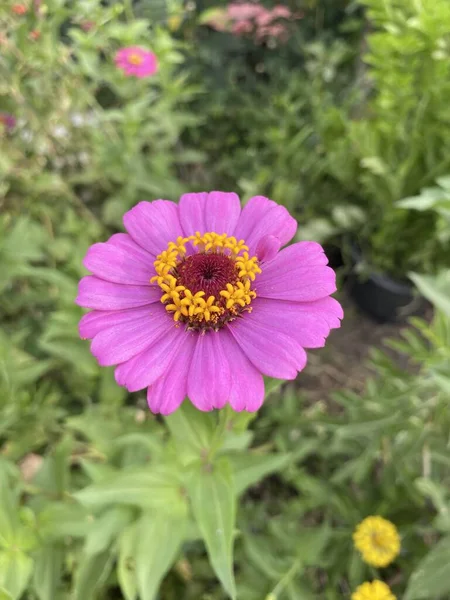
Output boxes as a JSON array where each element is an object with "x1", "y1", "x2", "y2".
[
  {"x1": 151, "y1": 232, "x2": 261, "y2": 331},
  {"x1": 128, "y1": 53, "x2": 143, "y2": 65}
]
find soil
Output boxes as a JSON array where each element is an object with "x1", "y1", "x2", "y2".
[{"x1": 296, "y1": 288, "x2": 414, "y2": 403}]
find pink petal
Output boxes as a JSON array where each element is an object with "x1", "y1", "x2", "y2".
[
  {"x1": 187, "y1": 332, "x2": 232, "y2": 411},
  {"x1": 256, "y1": 234, "x2": 281, "y2": 263},
  {"x1": 249, "y1": 298, "x2": 333, "y2": 349},
  {"x1": 291, "y1": 296, "x2": 344, "y2": 330},
  {"x1": 90, "y1": 305, "x2": 171, "y2": 367},
  {"x1": 147, "y1": 332, "x2": 196, "y2": 415},
  {"x1": 83, "y1": 234, "x2": 154, "y2": 285},
  {"x1": 76, "y1": 276, "x2": 160, "y2": 310},
  {"x1": 228, "y1": 314, "x2": 307, "y2": 380},
  {"x1": 234, "y1": 196, "x2": 297, "y2": 255},
  {"x1": 255, "y1": 242, "x2": 336, "y2": 301},
  {"x1": 114, "y1": 324, "x2": 185, "y2": 392},
  {"x1": 79, "y1": 306, "x2": 154, "y2": 339},
  {"x1": 221, "y1": 329, "x2": 264, "y2": 412},
  {"x1": 179, "y1": 192, "x2": 208, "y2": 235},
  {"x1": 123, "y1": 200, "x2": 183, "y2": 256},
  {"x1": 203, "y1": 191, "x2": 241, "y2": 235}
]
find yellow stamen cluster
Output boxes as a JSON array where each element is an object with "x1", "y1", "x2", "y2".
[
  {"x1": 235, "y1": 252, "x2": 262, "y2": 281},
  {"x1": 351, "y1": 580, "x2": 396, "y2": 600},
  {"x1": 191, "y1": 232, "x2": 248, "y2": 255},
  {"x1": 353, "y1": 516, "x2": 400, "y2": 568},
  {"x1": 128, "y1": 53, "x2": 144, "y2": 65},
  {"x1": 220, "y1": 281, "x2": 255, "y2": 309},
  {"x1": 151, "y1": 232, "x2": 260, "y2": 327}
]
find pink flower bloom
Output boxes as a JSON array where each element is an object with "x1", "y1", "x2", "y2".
[
  {"x1": 227, "y1": 2, "x2": 264, "y2": 21},
  {"x1": 76, "y1": 193, "x2": 343, "y2": 415},
  {"x1": 114, "y1": 46, "x2": 158, "y2": 79},
  {"x1": 0, "y1": 113, "x2": 16, "y2": 132}
]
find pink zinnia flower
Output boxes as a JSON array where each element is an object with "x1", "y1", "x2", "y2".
[
  {"x1": 76, "y1": 193, "x2": 343, "y2": 415},
  {"x1": 114, "y1": 46, "x2": 158, "y2": 78},
  {"x1": 0, "y1": 113, "x2": 16, "y2": 132}
]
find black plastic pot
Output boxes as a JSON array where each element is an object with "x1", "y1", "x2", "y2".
[{"x1": 346, "y1": 246, "x2": 426, "y2": 323}]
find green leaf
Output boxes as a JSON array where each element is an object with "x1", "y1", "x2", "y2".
[
  {"x1": 74, "y1": 466, "x2": 184, "y2": 513},
  {"x1": 84, "y1": 507, "x2": 134, "y2": 555},
  {"x1": 294, "y1": 524, "x2": 330, "y2": 565},
  {"x1": 118, "y1": 523, "x2": 138, "y2": 600},
  {"x1": 72, "y1": 551, "x2": 113, "y2": 600},
  {"x1": 188, "y1": 459, "x2": 236, "y2": 599},
  {"x1": 0, "y1": 550, "x2": 33, "y2": 600},
  {"x1": 135, "y1": 512, "x2": 187, "y2": 600},
  {"x1": 32, "y1": 436, "x2": 73, "y2": 497},
  {"x1": 165, "y1": 401, "x2": 215, "y2": 460},
  {"x1": 264, "y1": 377, "x2": 285, "y2": 397},
  {"x1": 33, "y1": 545, "x2": 63, "y2": 600},
  {"x1": 405, "y1": 536, "x2": 450, "y2": 599},
  {"x1": 229, "y1": 453, "x2": 291, "y2": 496},
  {"x1": 0, "y1": 464, "x2": 18, "y2": 547},
  {"x1": 409, "y1": 272, "x2": 450, "y2": 318},
  {"x1": 0, "y1": 588, "x2": 12, "y2": 600},
  {"x1": 38, "y1": 502, "x2": 91, "y2": 540}
]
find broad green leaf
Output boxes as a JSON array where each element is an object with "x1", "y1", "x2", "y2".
[
  {"x1": 33, "y1": 545, "x2": 63, "y2": 600},
  {"x1": 74, "y1": 466, "x2": 184, "y2": 513},
  {"x1": 165, "y1": 401, "x2": 215, "y2": 459},
  {"x1": 294, "y1": 524, "x2": 330, "y2": 565},
  {"x1": 0, "y1": 550, "x2": 33, "y2": 600},
  {"x1": 38, "y1": 502, "x2": 92, "y2": 540},
  {"x1": 243, "y1": 534, "x2": 287, "y2": 580},
  {"x1": 118, "y1": 523, "x2": 138, "y2": 600},
  {"x1": 33, "y1": 435, "x2": 73, "y2": 497},
  {"x1": 229, "y1": 453, "x2": 291, "y2": 495},
  {"x1": 0, "y1": 588, "x2": 12, "y2": 600},
  {"x1": 135, "y1": 512, "x2": 187, "y2": 600},
  {"x1": 188, "y1": 459, "x2": 236, "y2": 599},
  {"x1": 264, "y1": 377, "x2": 285, "y2": 397},
  {"x1": 73, "y1": 550, "x2": 113, "y2": 600},
  {"x1": 409, "y1": 272, "x2": 450, "y2": 318},
  {"x1": 84, "y1": 507, "x2": 134, "y2": 555},
  {"x1": 405, "y1": 536, "x2": 450, "y2": 599},
  {"x1": 0, "y1": 464, "x2": 18, "y2": 547}
]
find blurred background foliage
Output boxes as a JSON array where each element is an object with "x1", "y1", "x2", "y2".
[{"x1": 1, "y1": 0, "x2": 450, "y2": 598}]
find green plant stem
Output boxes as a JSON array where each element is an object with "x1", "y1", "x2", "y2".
[
  {"x1": 124, "y1": 0, "x2": 134, "y2": 21},
  {"x1": 267, "y1": 558, "x2": 303, "y2": 599}
]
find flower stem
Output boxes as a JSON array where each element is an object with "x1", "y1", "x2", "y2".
[{"x1": 266, "y1": 558, "x2": 303, "y2": 599}]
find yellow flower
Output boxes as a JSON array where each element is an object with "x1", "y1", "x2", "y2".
[
  {"x1": 353, "y1": 516, "x2": 400, "y2": 567},
  {"x1": 352, "y1": 580, "x2": 396, "y2": 600}
]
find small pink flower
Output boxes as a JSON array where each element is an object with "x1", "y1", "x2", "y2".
[
  {"x1": 227, "y1": 2, "x2": 264, "y2": 21},
  {"x1": 114, "y1": 46, "x2": 158, "y2": 79},
  {"x1": 0, "y1": 113, "x2": 16, "y2": 132},
  {"x1": 76, "y1": 192, "x2": 343, "y2": 415}
]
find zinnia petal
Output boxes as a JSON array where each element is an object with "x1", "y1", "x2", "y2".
[
  {"x1": 76, "y1": 276, "x2": 160, "y2": 310},
  {"x1": 179, "y1": 192, "x2": 208, "y2": 235},
  {"x1": 90, "y1": 304, "x2": 171, "y2": 366},
  {"x1": 203, "y1": 191, "x2": 241, "y2": 235},
  {"x1": 123, "y1": 200, "x2": 183, "y2": 256},
  {"x1": 79, "y1": 306, "x2": 155, "y2": 340},
  {"x1": 221, "y1": 329, "x2": 264, "y2": 412},
  {"x1": 147, "y1": 332, "x2": 196, "y2": 415},
  {"x1": 115, "y1": 324, "x2": 186, "y2": 392},
  {"x1": 227, "y1": 314, "x2": 307, "y2": 379},
  {"x1": 187, "y1": 332, "x2": 232, "y2": 411},
  {"x1": 249, "y1": 298, "x2": 333, "y2": 348},
  {"x1": 234, "y1": 195, "x2": 297, "y2": 254},
  {"x1": 82, "y1": 233, "x2": 154, "y2": 285},
  {"x1": 255, "y1": 242, "x2": 336, "y2": 301}
]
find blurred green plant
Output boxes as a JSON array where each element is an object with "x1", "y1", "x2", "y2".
[
  {"x1": 315, "y1": 0, "x2": 450, "y2": 277},
  {"x1": 0, "y1": 0, "x2": 201, "y2": 226}
]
